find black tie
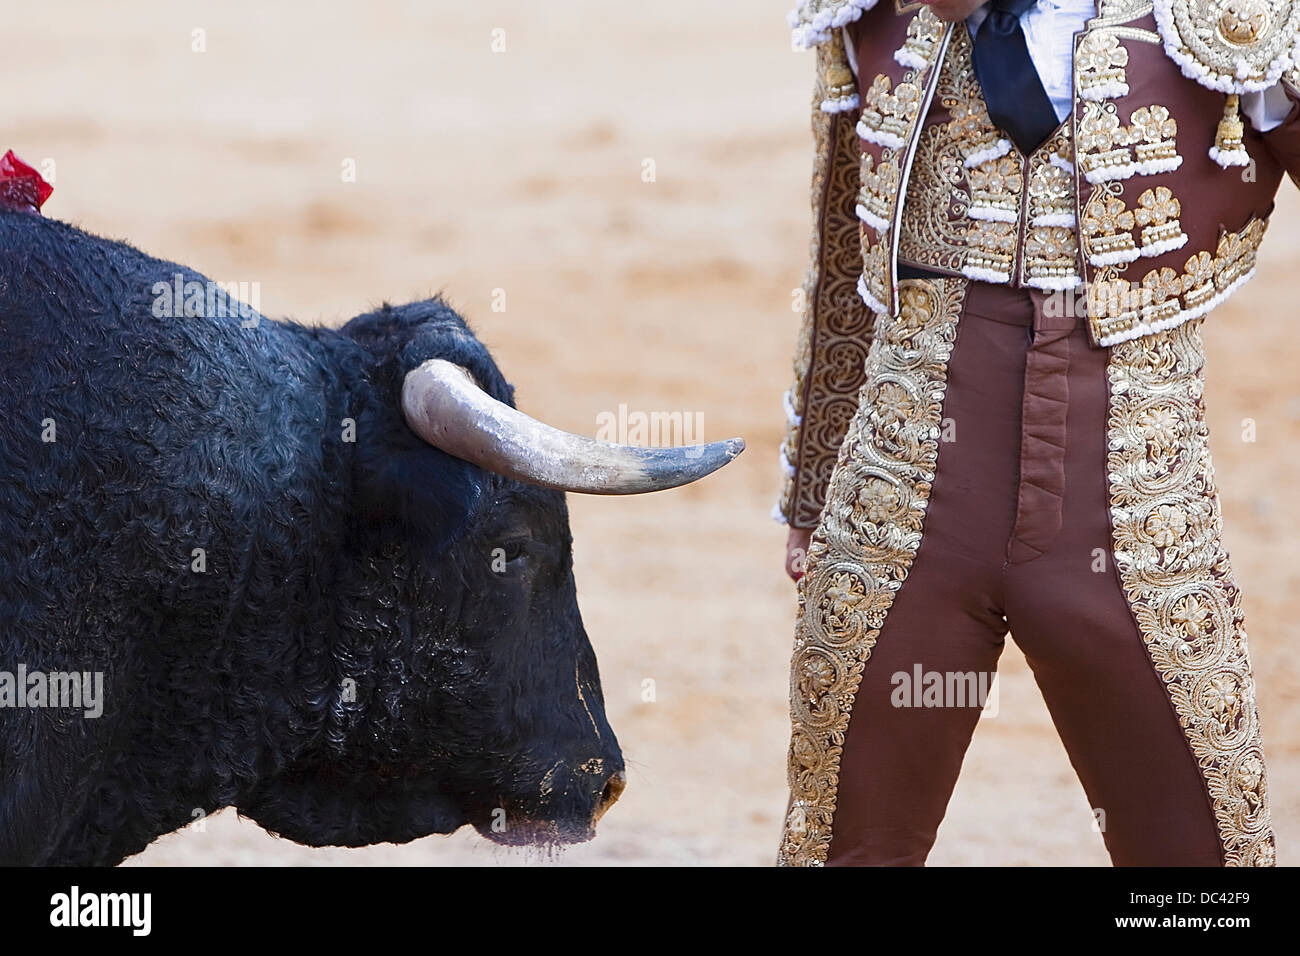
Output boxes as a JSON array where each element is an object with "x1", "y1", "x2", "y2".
[{"x1": 970, "y1": 0, "x2": 1059, "y2": 155}]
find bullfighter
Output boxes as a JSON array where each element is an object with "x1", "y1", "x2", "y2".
[{"x1": 775, "y1": 0, "x2": 1300, "y2": 866}]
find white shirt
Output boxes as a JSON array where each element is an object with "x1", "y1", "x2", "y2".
[
  {"x1": 966, "y1": 0, "x2": 1096, "y2": 123},
  {"x1": 843, "y1": 1, "x2": 1291, "y2": 131}
]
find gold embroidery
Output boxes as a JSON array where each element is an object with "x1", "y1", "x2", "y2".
[
  {"x1": 1129, "y1": 105, "x2": 1181, "y2": 172},
  {"x1": 1077, "y1": 100, "x2": 1183, "y2": 183},
  {"x1": 896, "y1": 27, "x2": 1082, "y2": 287},
  {"x1": 1077, "y1": 32, "x2": 1131, "y2": 100},
  {"x1": 857, "y1": 11, "x2": 954, "y2": 318},
  {"x1": 1085, "y1": 217, "x2": 1267, "y2": 345},
  {"x1": 965, "y1": 220, "x2": 1017, "y2": 281},
  {"x1": 857, "y1": 151, "x2": 901, "y2": 231},
  {"x1": 896, "y1": 6, "x2": 945, "y2": 68},
  {"x1": 897, "y1": 121, "x2": 972, "y2": 272},
  {"x1": 896, "y1": 26, "x2": 988, "y2": 273},
  {"x1": 860, "y1": 230, "x2": 893, "y2": 313},
  {"x1": 942, "y1": 27, "x2": 1008, "y2": 165},
  {"x1": 859, "y1": 75, "x2": 923, "y2": 148},
  {"x1": 1024, "y1": 226, "x2": 1083, "y2": 288},
  {"x1": 968, "y1": 154, "x2": 1023, "y2": 222},
  {"x1": 1107, "y1": 319, "x2": 1275, "y2": 866},
  {"x1": 1082, "y1": 185, "x2": 1141, "y2": 265},
  {"x1": 780, "y1": 46, "x2": 877, "y2": 528},
  {"x1": 1028, "y1": 134, "x2": 1076, "y2": 227},
  {"x1": 1023, "y1": 126, "x2": 1083, "y2": 288},
  {"x1": 1134, "y1": 185, "x2": 1188, "y2": 255},
  {"x1": 779, "y1": 277, "x2": 966, "y2": 866},
  {"x1": 1078, "y1": 102, "x2": 1133, "y2": 182}
]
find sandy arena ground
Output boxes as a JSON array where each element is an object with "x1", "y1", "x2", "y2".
[{"x1": 7, "y1": 0, "x2": 1298, "y2": 865}]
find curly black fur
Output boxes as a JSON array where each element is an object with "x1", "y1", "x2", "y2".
[{"x1": 0, "y1": 210, "x2": 622, "y2": 865}]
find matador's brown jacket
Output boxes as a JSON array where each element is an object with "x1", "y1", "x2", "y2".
[{"x1": 777, "y1": 0, "x2": 1300, "y2": 529}]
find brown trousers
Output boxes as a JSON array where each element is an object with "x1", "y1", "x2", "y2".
[{"x1": 779, "y1": 277, "x2": 1274, "y2": 867}]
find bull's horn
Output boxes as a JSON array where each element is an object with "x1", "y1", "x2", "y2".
[{"x1": 401, "y1": 359, "x2": 745, "y2": 494}]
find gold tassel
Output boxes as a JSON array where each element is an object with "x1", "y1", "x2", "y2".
[
  {"x1": 1211, "y1": 93, "x2": 1250, "y2": 168},
  {"x1": 819, "y1": 30, "x2": 859, "y2": 113}
]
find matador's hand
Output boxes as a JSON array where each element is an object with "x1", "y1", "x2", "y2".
[{"x1": 786, "y1": 527, "x2": 812, "y2": 583}]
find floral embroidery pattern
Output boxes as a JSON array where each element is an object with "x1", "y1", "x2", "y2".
[
  {"x1": 1077, "y1": 31, "x2": 1131, "y2": 100},
  {"x1": 779, "y1": 277, "x2": 966, "y2": 866},
  {"x1": 1134, "y1": 185, "x2": 1188, "y2": 257},
  {"x1": 1107, "y1": 319, "x2": 1275, "y2": 866}
]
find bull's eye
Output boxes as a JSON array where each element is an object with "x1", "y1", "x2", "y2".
[{"x1": 497, "y1": 537, "x2": 533, "y2": 566}]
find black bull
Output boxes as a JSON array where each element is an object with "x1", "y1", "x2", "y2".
[{"x1": 0, "y1": 210, "x2": 741, "y2": 865}]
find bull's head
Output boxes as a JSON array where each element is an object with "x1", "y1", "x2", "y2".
[{"x1": 239, "y1": 300, "x2": 742, "y2": 851}]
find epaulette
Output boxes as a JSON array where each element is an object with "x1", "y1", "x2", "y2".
[
  {"x1": 788, "y1": 0, "x2": 880, "y2": 50},
  {"x1": 1154, "y1": 0, "x2": 1300, "y2": 92}
]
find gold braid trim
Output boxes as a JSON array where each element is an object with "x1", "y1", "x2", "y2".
[
  {"x1": 779, "y1": 40, "x2": 877, "y2": 529},
  {"x1": 778, "y1": 277, "x2": 966, "y2": 866},
  {"x1": 1107, "y1": 321, "x2": 1275, "y2": 867}
]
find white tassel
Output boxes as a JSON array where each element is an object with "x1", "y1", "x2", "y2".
[
  {"x1": 856, "y1": 273, "x2": 889, "y2": 314},
  {"x1": 783, "y1": 390, "x2": 803, "y2": 427},
  {"x1": 1049, "y1": 153, "x2": 1075, "y2": 174},
  {"x1": 1140, "y1": 234, "x2": 1189, "y2": 257},
  {"x1": 963, "y1": 139, "x2": 1012, "y2": 168},
  {"x1": 1209, "y1": 145, "x2": 1251, "y2": 167},
  {"x1": 789, "y1": 0, "x2": 881, "y2": 50},
  {"x1": 857, "y1": 122, "x2": 905, "y2": 149},
  {"x1": 968, "y1": 205, "x2": 1018, "y2": 223},
  {"x1": 1031, "y1": 212, "x2": 1076, "y2": 228},
  {"x1": 1025, "y1": 274, "x2": 1083, "y2": 291},
  {"x1": 820, "y1": 93, "x2": 861, "y2": 113},
  {"x1": 1079, "y1": 80, "x2": 1130, "y2": 102},
  {"x1": 894, "y1": 49, "x2": 927, "y2": 70},
  {"x1": 1087, "y1": 248, "x2": 1143, "y2": 267},
  {"x1": 856, "y1": 203, "x2": 892, "y2": 232},
  {"x1": 779, "y1": 449, "x2": 797, "y2": 479},
  {"x1": 960, "y1": 264, "x2": 1011, "y2": 283}
]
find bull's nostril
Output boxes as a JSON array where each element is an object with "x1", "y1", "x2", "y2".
[{"x1": 593, "y1": 770, "x2": 626, "y2": 825}]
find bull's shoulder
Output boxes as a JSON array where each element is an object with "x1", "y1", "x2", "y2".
[{"x1": 0, "y1": 210, "x2": 212, "y2": 317}]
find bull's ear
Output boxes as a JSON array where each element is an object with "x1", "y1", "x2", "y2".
[
  {"x1": 340, "y1": 299, "x2": 504, "y2": 550},
  {"x1": 351, "y1": 405, "x2": 489, "y2": 553}
]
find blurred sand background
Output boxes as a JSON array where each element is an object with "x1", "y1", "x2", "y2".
[{"x1": 5, "y1": 0, "x2": 1297, "y2": 865}]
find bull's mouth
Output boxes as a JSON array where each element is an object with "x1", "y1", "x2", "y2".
[{"x1": 471, "y1": 768, "x2": 626, "y2": 848}]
